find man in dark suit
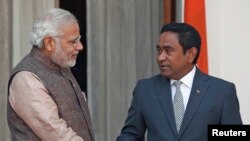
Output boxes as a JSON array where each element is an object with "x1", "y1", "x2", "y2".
[{"x1": 116, "y1": 23, "x2": 242, "y2": 141}]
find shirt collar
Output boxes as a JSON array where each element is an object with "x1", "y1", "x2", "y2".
[{"x1": 171, "y1": 66, "x2": 196, "y2": 88}]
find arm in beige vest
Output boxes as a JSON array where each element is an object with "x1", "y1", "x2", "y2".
[{"x1": 9, "y1": 71, "x2": 84, "y2": 141}]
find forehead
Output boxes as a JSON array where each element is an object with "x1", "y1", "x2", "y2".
[
  {"x1": 158, "y1": 32, "x2": 180, "y2": 47},
  {"x1": 159, "y1": 31, "x2": 178, "y2": 41},
  {"x1": 59, "y1": 22, "x2": 80, "y2": 36}
]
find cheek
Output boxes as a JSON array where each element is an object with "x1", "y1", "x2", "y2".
[
  {"x1": 65, "y1": 50, "x2": 75, "y2": 57},
  {"x1": 60, "y1": 41, "x2": 72, "y2": 51},
  {"x1": 167, "y1": 56, "x2": 183, "y2": 68},
  {"x1": 61, "y1": 45, "x2": 75, "y2": 55}
]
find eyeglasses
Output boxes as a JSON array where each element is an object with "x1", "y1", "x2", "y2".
[{"x1": 49, "y1": 35, "x2": 82, "y2": 48}]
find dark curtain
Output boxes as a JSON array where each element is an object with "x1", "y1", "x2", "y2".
[{"x1": 59, "y1": 0, "x2": 88, "y2": 94}]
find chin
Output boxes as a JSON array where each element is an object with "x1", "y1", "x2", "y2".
[
  {"x1": 68, "y1": 62, "x2": 76, "y2": 67},
  {"x1": 60, "y1": 61, "x2": 76, "y2": 68},
  {"x1": 160, "y1": 72, "x2": 170, "y2": 78}
]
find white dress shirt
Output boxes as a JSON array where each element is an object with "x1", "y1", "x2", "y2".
[{"x1": 170, "y1": 66, "x2": 196, "y2": 110}]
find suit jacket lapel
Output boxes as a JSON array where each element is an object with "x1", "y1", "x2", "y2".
[
  {"x1": 156, "y1": 76, "x2": 177, "y2": 136},
  {"x1": 178, "y1": 68, "x2": 210, "y2": 136}
]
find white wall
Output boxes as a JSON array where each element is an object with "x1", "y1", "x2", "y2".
[{"x1": 206, "y1": 0, "x2": 250, "y2": 124}]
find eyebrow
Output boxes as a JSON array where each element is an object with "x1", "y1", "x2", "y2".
[
  {"x1": 74, "y1": 36, "x2": 81, "y2": 41},
  {"x1": 156, "y1": 45, "x2": 172, "y2": 49}
]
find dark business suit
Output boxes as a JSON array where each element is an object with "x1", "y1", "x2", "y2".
[{"x1": 116, "y1": 68, "x2": 242, "y2": 141}]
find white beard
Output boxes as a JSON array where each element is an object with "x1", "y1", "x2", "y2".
[{"x1": 51, "y1": 41, "x2": 76, "y2": 68}]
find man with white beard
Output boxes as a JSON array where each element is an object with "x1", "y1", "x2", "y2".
[{"x1": 7, "y1": 8, "x2": 94, "y2": 141}]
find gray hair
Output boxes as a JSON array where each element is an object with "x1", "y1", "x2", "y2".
[{"x1": 30, "y1": 8, "x2": 78, "y2": 48}]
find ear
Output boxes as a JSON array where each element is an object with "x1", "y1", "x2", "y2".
[
  {"x1": 187, "y1": 47, "x2": 197, "y2": 63},
  {"x1": 43, "y1": 37, "x2": 55, "y2": 52}
]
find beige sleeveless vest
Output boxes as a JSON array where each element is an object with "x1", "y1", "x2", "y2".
[{"x1": 7, "y1": 47, "x2": 94, "y2": 141}]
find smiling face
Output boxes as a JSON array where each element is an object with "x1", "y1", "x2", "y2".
[
  {"x1": 157, "y1": 31, "x2": 197, "y2": 80},
  {"x1": 51, "y1": 22, "x2": 83, "y2": 68}
]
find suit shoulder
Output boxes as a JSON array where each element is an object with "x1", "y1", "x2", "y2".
[
  {"x1": 138, "y1": 74, "x2": 162, "y2": 83},
  {"x1": 208, "y1": 74, "x2": 233, "y2": 83},
  {"x1": 135, "y1": 74, "x2": 166, "y2": 89},
  {"x1": 207, "y1": 74, "x2": 235, "y2": 87}
]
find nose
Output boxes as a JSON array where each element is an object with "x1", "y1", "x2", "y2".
[
  {"x1": 158, "y1": 51, "x2": 167, "y2": 61},
  {"x1": 75, "y1": 41, "x2": 83, "y2": 51}
]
